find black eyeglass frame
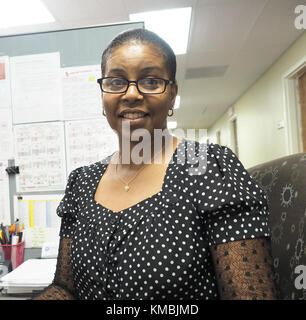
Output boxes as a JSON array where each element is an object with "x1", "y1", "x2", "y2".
[{"x1": 97, "y1": 77, "x2": 176, "y2": 94}]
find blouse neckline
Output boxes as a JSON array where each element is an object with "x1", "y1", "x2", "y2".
[{"x1": 92, "y1": 138, "x2": 185, "y2": 214}]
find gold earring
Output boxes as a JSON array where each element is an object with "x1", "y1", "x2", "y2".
[
  {"x1": 102, "y1": 109, "x2": 106, "y2": 116},
  {"x1": 168, "y1": 108, "x2": 174, "y2": 117}
]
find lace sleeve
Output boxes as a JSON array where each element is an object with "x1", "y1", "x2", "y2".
[
  {"x1": 210, "y1": 237, "x2": 277, "y2": 300},
  {"x1": 32, "y1": 238, "x2": 76, "y2": 300}
]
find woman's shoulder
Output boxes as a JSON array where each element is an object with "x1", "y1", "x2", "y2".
[
  {"x1": 178, "y1": 139, "x2": 239, "y2": 173},
  {"x1": 182, "y1": 139, "x2": 234, "y2": 157}
]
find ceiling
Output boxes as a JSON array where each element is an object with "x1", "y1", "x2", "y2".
[{"x1": 1, "y1": 0, "x2": 305, "y2": 129}]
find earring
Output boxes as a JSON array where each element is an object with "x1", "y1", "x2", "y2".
[
  {"x1": 102, "y1": 109, "x2": 106, "y2": 116},
  {"x1": 168, "y1": 108, "x2": 174, "y2": 117}
]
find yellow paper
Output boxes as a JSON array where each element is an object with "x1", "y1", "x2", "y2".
[
  {"x1": 30, "y1": 228, "x2": 49, "y2": 248},
  {"x1": 29, "y1": 200, "x2": 34, "y2": 228}
]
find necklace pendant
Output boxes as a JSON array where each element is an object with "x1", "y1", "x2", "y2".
[{"x1": 124, "y1": 185, "x2": 130, "y2": 192}]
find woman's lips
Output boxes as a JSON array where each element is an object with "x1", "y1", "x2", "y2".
[
  {"x1": 120, "y1": 115, "x2": 148, "y2": 125},
  {"x1": 119, "y1": 111, "x2": 149, "y2": 125}
]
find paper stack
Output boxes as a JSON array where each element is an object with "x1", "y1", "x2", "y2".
[{"x1": 0, "y1": 258, "x2": 57, "y2": 294}]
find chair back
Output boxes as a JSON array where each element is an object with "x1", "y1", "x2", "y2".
[{"x1": 248, "y1": 153, "x2": 306, "y2": 300}]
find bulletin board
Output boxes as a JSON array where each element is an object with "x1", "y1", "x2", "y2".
[
  {"x1": 0, "y1": 21, "x2": 143, "y2": 247},
  {"x1": 0, "y1": 21, "x2": 143, "y2": 67}
]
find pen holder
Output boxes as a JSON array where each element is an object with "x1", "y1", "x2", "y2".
[{"x1": 0, "y1": 241, "x2": 25, "y2": 270}]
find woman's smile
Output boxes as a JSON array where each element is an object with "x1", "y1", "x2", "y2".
[{"x1": 119, "y1": 109, "x2": 150, "y2": 126}]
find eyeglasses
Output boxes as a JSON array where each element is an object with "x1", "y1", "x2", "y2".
[{"x1": 97, "y1": 77, "x2": 175, "y2": 94}]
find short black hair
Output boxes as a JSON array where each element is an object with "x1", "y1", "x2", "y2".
[{"x1": 101, "y1": 28, "x2": 176, "y2": 80}]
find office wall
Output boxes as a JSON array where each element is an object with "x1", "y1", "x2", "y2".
[{"x1": 207, "y1": 32, "x2": 306, "y2": 169}]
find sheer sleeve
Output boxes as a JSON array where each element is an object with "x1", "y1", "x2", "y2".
[
  {"x1": 32, "y1": 238, "x2": 76, "y2": 300},
  {"x1": 32, "y1": 168, "x2": 81, "y2": 300},
  {"x1": 191, "y1": 144, "x2": 277, "y2": 298},
  {"x1": 210, "y1": 237, "x2": 277, "y2": 300}
]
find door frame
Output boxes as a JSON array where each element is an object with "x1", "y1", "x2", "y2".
[
  {"x1": 283, "y1": 56, "x2": 306, "y2": 154},
  {"x1": 228, "y1": 115, "x2": 239, "y2": 157}
]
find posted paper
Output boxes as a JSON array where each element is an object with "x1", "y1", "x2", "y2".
[
  {"x1": 0, "y1": 56, "x2": 12, "y2": 109},
  {"x1": 10, "y1": 52, "x2": 63, "y2": 124},
  {"x1": 14, "y1": 122, "x2": 66, "y2": 192},
  {"x1": 62, "y1": 65, "x2": 102, "y2": 120},
  {"x1": 65, "y1": 118, "x2": 118, "y2": 174},
  {"x1": 0, "y1": 160, "x2": 11, "y2": 225},
  {"x1": 0, "y1": 109, "x2": 14, "y2": 159}
]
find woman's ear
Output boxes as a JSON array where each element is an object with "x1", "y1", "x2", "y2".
[{"x1": 170, "y1": 82, "x2": 178, "y2": 107}]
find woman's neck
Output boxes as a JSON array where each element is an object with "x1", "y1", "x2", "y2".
[{"x1": 115, "y1": 131, "x2": 179, "y2": 171}]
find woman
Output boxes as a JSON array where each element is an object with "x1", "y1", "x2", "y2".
[{"x1": 34, "y1": 28, "x2": 276, "y2": 300}]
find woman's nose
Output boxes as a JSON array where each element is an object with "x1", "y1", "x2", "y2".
[{"x1": 123, "y1": 83, "x2": 143, "y2": 100}]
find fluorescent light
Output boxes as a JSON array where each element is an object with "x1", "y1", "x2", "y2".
[
  {"x1": 0, "y1": 0, "x2": 55, "y2": 29},
  {"x1": 174, "y1": 96, "x2": 180, "y2": 109},
  {"x1": 129, "y1": 7, "x2": 192, "y2": 55},
  {"x1": 167, "y1": 121, "x2": 177, "y2": 129}
]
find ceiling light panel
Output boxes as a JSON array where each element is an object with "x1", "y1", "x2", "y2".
[
  {"x1": 129, "y1": 7, "x2": 192, "y2": 55},
  {"x1": 0, "y1": 0, "x2": 55, "y2": 29},
  {"x1": 167, "y1": 121, "x2": 177, "y2": 129}
]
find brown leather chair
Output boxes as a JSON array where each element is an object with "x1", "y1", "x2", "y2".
[{"x1": 248, "y1": 153, "x2": 306, "y2": 300}]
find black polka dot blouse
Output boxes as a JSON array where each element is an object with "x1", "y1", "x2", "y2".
[{"x1": 57, "y1": 139, "x2": 270, "y2": 300}]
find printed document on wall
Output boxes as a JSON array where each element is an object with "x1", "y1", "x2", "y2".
[
  {"x1": 65, "y1": 118, "x2": 118, "y2": 174},
  {"x1": 14, "y1": 194, "x2": 62, "y2": 248},
  {"x1": 62, "y1": 65, "x2": 102, "y2": 120},
  {"x1": 14, "y1": 122, "x2": 66, "y2": 192},
  {"x1": 0, "y1": 109, "x2": 14, "y2": 159},
  {"x1": 0, "y1": 56, "x2": 12, "y2": 109},
  {"x1": 0, "y1": 160, "x2": 11, "y2": 225},
  {"x1": 14, "y1": 194, "x2": 62, "y2": 227},
  {"x1": 10, "y1": 52, "x2": 63, "y2": 124}
]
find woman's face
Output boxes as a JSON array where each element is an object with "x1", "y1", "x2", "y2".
[{"x1": 102, "y1": 42, "x2": 177, "y2": 139}]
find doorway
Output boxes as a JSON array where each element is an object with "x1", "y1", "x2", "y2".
[
  {"x1": 298, "y1": 70, "x2": 306, "y2": 152},
  {"x1": 283, "y1": 58, "x2": 306, "y2": 154},
  {"x1": 229, "y1": 117, "x2": 239, "y2": 158},
  {"x1": 216, "y1": 130, "x2": 221, "y2": 145}
]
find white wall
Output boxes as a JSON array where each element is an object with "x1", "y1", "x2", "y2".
[{"x1": 208, "y1": 32, "x2": 306, "y2": 169}]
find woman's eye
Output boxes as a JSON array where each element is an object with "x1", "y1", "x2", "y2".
[
  {"x1": 111, "y1": 79, "x2": 125, "y2": 86},
  {"x1": 141, "y1": 78, "x2": 159, "y2": 87}
]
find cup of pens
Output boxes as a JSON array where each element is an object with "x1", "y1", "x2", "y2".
[{"x1": 0, "y1": 221, "x2": 25, "y2": 271}]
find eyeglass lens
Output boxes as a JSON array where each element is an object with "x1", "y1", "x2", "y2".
[{"x1": 101, "y1": 78, "x2": 166, "y2": 93}]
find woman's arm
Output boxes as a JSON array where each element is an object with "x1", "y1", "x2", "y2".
[
  {"x1": 32, "y1": 237, "x2": 76, "y2": 300},
  {"x1": 210, "y1": 237, "x2": 277, "y2": 300}
]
